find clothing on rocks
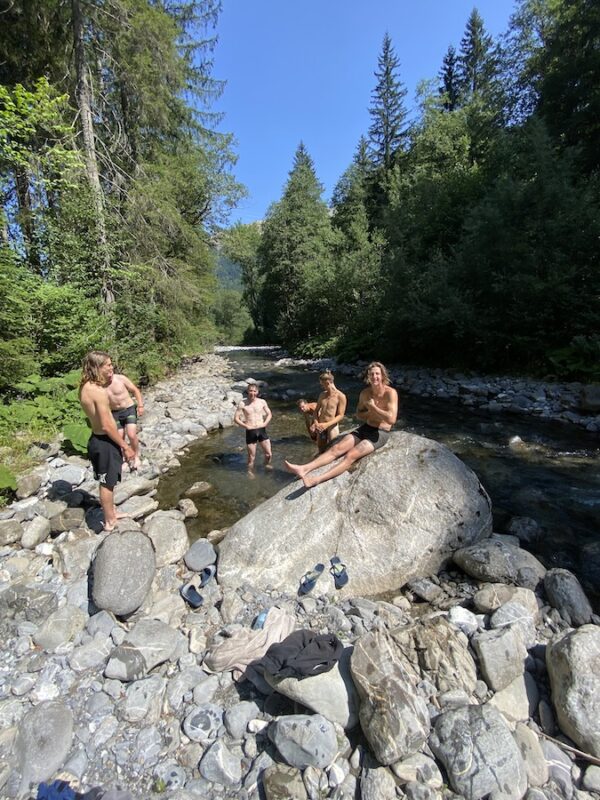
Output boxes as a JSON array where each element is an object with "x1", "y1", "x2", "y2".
[
  {"x1": 203, "y1": 606, "x2": 296, "y2": 680},
  {"x1": 261, "y1": 629, "x2": 343, "y2": 680}
]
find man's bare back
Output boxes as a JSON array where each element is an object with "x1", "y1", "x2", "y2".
[{"x1": 80, "y1": 381, "x2": 114, "y2": 436}]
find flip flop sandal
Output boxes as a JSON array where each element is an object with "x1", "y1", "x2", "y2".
[
  {"x1": 298, "y1": 563, "x2": 325, "y2": 595},
  {"x1": 180, "y1": 579, "x2": 204, "y2": 609},
  {"x1": 199, "y1": 564, "x2": 216, "y2": 587},
  {"x1": 330, "y1": 556, "x2": 349, "y2": 589}
]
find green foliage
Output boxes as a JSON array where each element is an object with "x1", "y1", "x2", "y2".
[
  {"x1": 548, "y1": 336, "x2": 600, "y2": 380},
  {"x1": 0, "y1": 465, "x2": 17, "y2": 491},
  {"x1": 63, "y1": 422, "x2": 91, "y2": 455},
  {"x1": 219, "y1": 223, "x2": 263, "y2": 331},
  {"x1": 212, "y1": 288, "x2": 254, "y2": 344}
]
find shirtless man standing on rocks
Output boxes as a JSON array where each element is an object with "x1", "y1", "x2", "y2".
[
  {"x1": 79, "y1": 351, "x2": 135, "y2": 531},
  {"x1": 285, "y1": 362, "x2": 398, "y2": 488},
  {"x1": 313, "y1": 370, "x2": 347, "y2": 453},
  {"x1": 106, "y1": 370, "x2": 144, "y2": 470},
  {"x1": 234, "y1": 383, "x2": 273, "y2": 471}
]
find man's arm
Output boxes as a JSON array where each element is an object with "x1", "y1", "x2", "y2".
[
  {"x1": 234, "y1": 404, "x2": 248, "y2": 429},
  {"x1": 121, "y1": 374, "x2": 144, "y2": 417},
  {"x1": 356, "y1": 389, "x2": 370, "y2": 422},
  {"x1": 95, "y1": 388, "x2": 135, "y2": 459},
  {"x1": 262, "y1": 400, "x2": 273, "y2": 427}
]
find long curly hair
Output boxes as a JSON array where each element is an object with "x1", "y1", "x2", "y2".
[
  {"x1": 364, "y1": 361, "x2": 390, "y2": 385},
  {"x1": 79, "y1": 350, "x2": 112, "y2": 392}
]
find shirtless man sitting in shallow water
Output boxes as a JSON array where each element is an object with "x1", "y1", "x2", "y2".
[
  {"x1": 285, "y1": 362, "x2": 398, "y2": 488},
  {"x1": 234, "y1": 383, "x2": 273, "y2": 471}
]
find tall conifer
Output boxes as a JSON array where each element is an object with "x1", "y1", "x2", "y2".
[{"x1": 368, "y1": 34, "x2": 408, "y2": 171}]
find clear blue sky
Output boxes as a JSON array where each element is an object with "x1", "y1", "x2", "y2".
[{"x1": 212, "y1": 1, "x2": 517, "y2": 224}]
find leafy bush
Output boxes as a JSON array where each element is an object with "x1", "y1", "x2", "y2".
[
  {"x1": 0, "y1": 465, "x2": 17, "y2": 491},
  {"x1": 548, "y1": 336, "x2": 600, "y2": 380}
]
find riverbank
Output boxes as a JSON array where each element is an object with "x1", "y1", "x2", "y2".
[
  {"x1": 0, "y1": 349, "x2": 599, "y2": 798},
  {"x1": 268, "y1": 352, "x2": 600, "y2": 434}
]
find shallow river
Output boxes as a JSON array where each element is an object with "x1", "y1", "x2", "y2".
[{"x1": 156, "y1": 348, "x2": 600, "y2": 603}]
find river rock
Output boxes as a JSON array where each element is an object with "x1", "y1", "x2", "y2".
[
  {"x1": 15, "y1": 701, "x2": 74, "y2": 792},
  {"x1": 113, "y1": 477, "x2": 158, "y2": 505},
  {"x1": 199, "y1": 740, "x2": 242, "y2": 787},
  {"x1": 218, "y1": 432, "x2": 492, "y2": 597},
  {"x1": 264, "y1": 647, "x2": 359, "y2": 729},
  {"x1": 268, "y1": 714, "x2": 338, "y2": 770},
  {"x1": 21, "y1": 515, "x2": 51, "y2": 549},
  {"x1": 546, "y1": 624, "x2": 600, "y2": 757},
  {"x1": 580, "y1": 384, "x2": 600, "y2": 413},
  {"x1": 177, "y1": 498, "x2": 198, "y2": 518},
  {"x1": 16, "y1": 471, "x2": 43, "y2": 499},
  {"x1": 263, "y1": 764, "x2": 308, "y2": 799},
  {"x1": 490, "y1": 602, "x2": 538, "y2": 648},
  {"x1": 53, "y1": 530, "x2": 101, "y2": 579},
  {"x1": 144, "y1": 511, "x2": 189, "y2": 567},
  {"x1": 513, "y1": 723, "x2": 548, "y2": 787},
  {"x1": 69, "y1": 632, "x2": 113, "y2": 672},
  {"x1": 453, "y1": 539, "x2": 546, "y2": 589},
  {"x1": 472, "y1": 626, "x2": 528, "y2": 691},
  {"x1": 488, "y1": 672, "x2": 538, "y2": 724},
  {"x1": 184, "y1": 481, "x2": 212, "y2": 497},
  {"x1": 92, "y1": 530, "x2": 156, "y2": 616},
  {"x1": 105, "y1": 618, "x2": 183, "y2": 681},
  {"x1": 50, "y1": 507, "x2": 87, "y2": 533},
  {"x1": 391, "y1": 753, "x2": 443, "y2": 788},
  {"x1": 33, "y1": 604, "x2": 87, "y2": 651},
  {"x1": 122, "y1": 675, "x2": 166, "y2": 723},
  {"x1": 183, "y1": 703, "x2": 224, "y2": 744},
  {"x1": 115, "y1": 493, "x2": 159, "y2": 519},
  {"x1": 0, "y1": 518, "x2": 23, "y2": 546},
  {"x1": 51, "y1": 464, "x2": 87, "y2": 487},
  {"x1": 543, "y1": 568, "x2": 593, "y2": 626},
  {"x1": 184, "y1": 539, "x2": 217, "y2": 571},
  {"x1": 350, "y1": 628, "x2": 430, "y2": 764},
  {"x1": 429, "y1": 704, "x2": 527, "y2": 800},
  {"x1": 474, "y1": 584, "x2": 540, "y2": 616}
]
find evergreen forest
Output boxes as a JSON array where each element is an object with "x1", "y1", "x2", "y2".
[{"x1": 1, "y1": 0, "x2": 599, "y2": 481}]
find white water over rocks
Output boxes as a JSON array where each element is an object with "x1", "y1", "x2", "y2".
[{"x1": 0, "y1": 350, "x2": 599, "y2": 799}]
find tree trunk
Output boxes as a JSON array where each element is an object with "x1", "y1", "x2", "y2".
[
  {"x1": 71, "y1": 0, "x2": 114, "y2": 306},
  {"x1": 14, "y1": 166, "x2": 41, "y2": 273}
]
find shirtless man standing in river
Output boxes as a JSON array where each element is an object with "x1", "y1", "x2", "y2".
[
  {"x1": 234, "y1": 383, "x2": 273, "y2": 471},
  {"x1": 79, "y1": 351, "x2": 135, "y2": 531},
  {"x1": 106, "y1": 370, "x2": 144, "y2": 470},
  {"x1": 285, "y1": 362, "x2": 398, "y2": 488},
  {"x1": 313, "y1": 370, "x2": 347, "y2": 453}
]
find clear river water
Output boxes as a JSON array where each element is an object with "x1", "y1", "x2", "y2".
[{"x1": 156, "y1": 348, "x2": 600, "y2": 606}]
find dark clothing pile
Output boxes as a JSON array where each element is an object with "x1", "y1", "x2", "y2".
[{"x1": 261, "y1": 629, "x2": 343, "y2": 680}]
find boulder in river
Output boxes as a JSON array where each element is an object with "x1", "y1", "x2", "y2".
[
  {"x1": 92, "y1": 530, "x2": 156, "y2": 616},
  {"x1": 217, "y1": 432, "x2": 492, "y2": 597}
]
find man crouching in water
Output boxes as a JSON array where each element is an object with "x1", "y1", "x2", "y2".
[
  {"x1": 79, "y1": 351, "x2": 135, "y2": 531},
  {"x1": 285, "y1": 362, "x2": 397, "y2": 488}
]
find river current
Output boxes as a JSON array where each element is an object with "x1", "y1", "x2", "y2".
[{"x1": 156, "y1": 348, "x2": 600, "y2": 604}]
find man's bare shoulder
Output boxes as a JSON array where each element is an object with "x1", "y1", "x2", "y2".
[{"x1": 81, "y1": 381, "x2": 102, "y2": 400}]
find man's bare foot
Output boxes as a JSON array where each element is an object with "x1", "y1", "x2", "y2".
[
  {"x1": 134, "y1": 457, "x2": 142, "y2": 470},
  {"x1": 247, "y1": 469, "x2": 256, "y2": 480},
  {"x1": 302, "y1": 474, "x2": 317, "y2": 488},
  {"x1": 102, "y1": 524, "x2": 116, "y2": 533},
  {"x1": 265, "y1": 463, "x2": 273, "y2": 470},
  {"x1": 284, "y1": 461, "x2": 306, "y2": 478}
]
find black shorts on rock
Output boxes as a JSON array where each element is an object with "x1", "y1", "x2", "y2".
[
  {"x1": 112, "y1": 404, "x2": 137, "y2": 428},
  {"x1": 348, "y1": 423, "x2": 390, "y2": 451},
  {"x1": 246, "y1": 427, "x2": 269, "y2": 445},
  {"x1": 88, "y1": 434, "x2": 123, "y2": 489}
]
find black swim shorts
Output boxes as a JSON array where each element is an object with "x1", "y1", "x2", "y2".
[
  {"x1": 349, "y1": 423, "x2": 390, "y2": 451},
  {"x1": 246, "y1": 427, "x2": 269, "y2": 445},
  {"x1": 112, "y1": 404, "x2": 137, "y2": 428},
  {"x1": 88, "y1": 434, "x2": 123, "y2": 489}
]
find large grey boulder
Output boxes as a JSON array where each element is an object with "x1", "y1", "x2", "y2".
[
  {"x1": 33, "y1": 604, "x2": 87, "y2": 651},
  {"x1": 218, "y1": 432, "x2": 492, "y2": 596},
  {"x1": 453, "y1": 539, "x2": 546, "y2": 590},
  {"x1": 546, "y1": 624, "x2": 600, "y2": 757},
  {"x1": 351, "y1": 628, "x2": 430, "y2": 765},
  {"x1": 21, "y1": 515, "x2": 51, "y2": 549},
  {"x1": 0, "y1": 518, "x2": 23, "y2": 546},
  {"x1": 544, "y1": 568, "x2": 593, "y2": 626},
  {"x1": 92, "y1": 530, "x2": 156, "y2": 616},
  {"x1": 430, "y1": 705, "x2": 527, "y2": 800},
  {"x1": 15, "y1": 701, "x2": 74, "y2": 793}
]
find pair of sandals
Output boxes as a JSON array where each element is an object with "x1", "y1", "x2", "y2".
[
  {"x1": 299, "y1": 556, "x2": 349, "y2": 595},
  {"x1": 180, "y1": 565, "x2": 216, "y2": 608}
]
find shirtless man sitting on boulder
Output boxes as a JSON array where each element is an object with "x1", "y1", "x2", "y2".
[
  {"x1": 313, "y1": 370, "x2": 347, "y2": 453},
  {"x1": 234, "y1": 383, "x2": 273, "y2": 471},
  {"x1": 106, "y1": 369, "x2": 144, "y2": 470},
  {"x1": 79, "y1": 351, "x2": 135, "y2": 531},
  {"x1": 285, "y1": 362, "x2": 398, "y2": 488}
]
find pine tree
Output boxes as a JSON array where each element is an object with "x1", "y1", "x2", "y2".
[
  {"x1": 458, "y1": 9, "x2": 498, "y2": 100},
  {"x1": 258, "y1": 143, "x2": 334, "y2": 345},
  {"x1": 439, "y1": 45, "x2": 460, "y2": 111},
  {"x1": 368, "y1": 34, "x2": 408, "y2": 171}
]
